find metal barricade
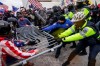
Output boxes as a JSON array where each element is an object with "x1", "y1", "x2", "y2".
[{"x1": 9, "y1": 25, "x2": 62, "y2": 66}]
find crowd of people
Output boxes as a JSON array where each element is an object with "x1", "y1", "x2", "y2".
[
  {"x1": 0, "y1": 0, "x2": 100, "y2": 66},
  {"x1": 43, "y1": 1, "x2": 100, "y2": 66}
]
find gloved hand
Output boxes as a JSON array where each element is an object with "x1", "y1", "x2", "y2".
[
  {"x1": 55, "y1": 38, "x2": 62, "y2": 43},
  {"x1": 27, "y1": 39, "x2": 40, "y2": 45}
]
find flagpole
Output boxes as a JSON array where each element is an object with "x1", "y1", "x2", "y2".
[{"x1": 25, "y1": 0, "x2": 29, "y2": 9}]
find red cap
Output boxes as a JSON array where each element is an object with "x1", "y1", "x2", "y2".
[{"x1": 98, "y1": 4, "x2": 100, "y2": 8}]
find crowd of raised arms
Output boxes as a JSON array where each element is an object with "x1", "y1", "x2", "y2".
[{"x1": 0, "y1": 1, "x2": 100, "y2": 66}]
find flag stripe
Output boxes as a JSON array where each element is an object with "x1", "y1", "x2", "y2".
[
  {"x1": 0, "y1": 2, "x2": 8, "y2": 10},
  {"x1": 28, "y1": 0, "x2": 43, "y2": 10}
]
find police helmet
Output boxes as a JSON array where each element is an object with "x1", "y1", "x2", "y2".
[
  {"x1": 52, "y1": 6, "x2": 59, "y2": 12},
  {"x1": 71, "y1": 12, "x2": 85, "y2": 22},
  {"x1": 0, "y1": 20, "x2": 11, "y2": 35}
]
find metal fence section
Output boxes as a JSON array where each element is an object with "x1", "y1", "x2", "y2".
[{"x1": 9, "y1": 25, "x2": 62, "y2": 66}]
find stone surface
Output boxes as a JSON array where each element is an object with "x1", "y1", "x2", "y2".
[{"x1": 32, "y1": 44, "x2": 100, "y2": 66}]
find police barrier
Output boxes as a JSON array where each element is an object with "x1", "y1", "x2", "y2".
[{"x1": 9, "y1": 25, "x2": 62, "y2": 66}]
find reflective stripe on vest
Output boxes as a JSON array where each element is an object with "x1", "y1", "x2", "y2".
[
  {"x1": 70, "y1": 27, "x2": 75, "y2": 33},
  {"x1": 79, "y1": 28, "x2": 88, "y2": 38}
]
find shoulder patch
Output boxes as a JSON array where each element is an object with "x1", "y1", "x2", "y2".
[
  {"x1": 66, "y1": 24, "x2": 69, "y2": 26},
  {"x1": 82, "y1": 28, "x2": 88, "y2": 33}
]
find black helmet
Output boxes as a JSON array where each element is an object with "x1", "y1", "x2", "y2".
[
  {"x1": 0, "y1": 20, "x2": 11, "y2": 35},
  {"x1": 7, "y1": 17, "x2": 18, "y2": 27},
  {"x1": 46, "y1": 11, "x2": 53, "y2": 15},
  {"x1": 58, "y1": 16, "x2": 65, "y2": 21},
  {"x1": 7, "y1": 17, "x2": 17, "y2": 23},
  {"x1": 52, "y1": 6, "x2": 58, "y2": 12},
  {"x1": 68, "y1": 4, "x2": 74, "y2": 11}
]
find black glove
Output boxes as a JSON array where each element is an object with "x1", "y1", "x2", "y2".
[{"x1": 55, "y1": 38, "x2": 62, "y2": 43}]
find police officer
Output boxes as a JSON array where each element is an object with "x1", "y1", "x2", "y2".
[
  {"x1": 43, "y1": 16, "x2": 73, "y2": 32},
  {"x1": 42, "y1": 16, "x2": 76, "y2": 52},
  {"x1": 74, "y1": 0, "x2": 91, "y2": 55},
  {"x1": 63, "y1": 4, "x2": 75, "y2": 20},
  {"x1": 75, "y1": 0, "x2": 91, "y2": 20},
  {"x1": 59, "y1": 12, "x2": 100, "y2": 66}
]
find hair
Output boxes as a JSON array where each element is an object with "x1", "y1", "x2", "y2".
[{"x1": 58, "y1": 16, "x2": 65, "y2": 21}]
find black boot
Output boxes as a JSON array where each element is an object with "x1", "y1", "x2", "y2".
[
  {"x1": 55, "y1": 45, "x2": 63, "y2": 58},
  {"x1": 79, "y1": 49, "x2": 87, "y2": 56},
  {"x1": 70, "y1": 41, "x2": 76, "y2": 48},
  {"x1": 62, "y1": 61, "x2": 70, "y2": 66},
  {"x1": 88, "y1": 59, "x2": 96, "y2": 66},
  {"x1": 62, "y1": 42, "x2": 67, "y2": 48},
  {"x1": 55, "y1": 48, "x2": 61, "y2": 58},
  {"x1": 55, "y1": 42, "x2": 67, "y2": 58}
]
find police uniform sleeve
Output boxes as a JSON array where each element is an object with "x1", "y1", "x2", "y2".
[
  {"x1": 68, "y1": 12, "x2": 74, "y2": 19},
  {"x1": 58, "y1": 25, "x2": 75, "y2": 38},
  {"x1": 63, "y1": 14, "x2": 68, "y2": 19},
  {"x1": 62, "y1": 27, "x2": 96, "y2": 42},
  {"x1": 82, "y1": 8, "x2": 89, "y2": 16},
  {"x1": 82, "y1": 8, "x2": 92, "y2": 20}
]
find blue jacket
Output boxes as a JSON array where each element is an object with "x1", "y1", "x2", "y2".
[
  {"x1": 18, "y1": 18, "x2": 31, "y2": 27},
  {"x1": 43, "y1": 19, "x2": 73, "y2": 32}
]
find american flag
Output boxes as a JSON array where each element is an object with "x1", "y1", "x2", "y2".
[
  {"x1": 66, "y1": 0, "x2": 73, "y2": 5},
  {"x1": 28, "y1": 0, "x2": 43, "y2": 10},
  {"x1": 61, "y1": 0, "x2": 65, "y2": 6},
  {"x1": 0, "y1": 2, "x2": 8, "y2": 10}
]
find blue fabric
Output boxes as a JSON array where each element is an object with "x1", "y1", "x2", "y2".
[
  {"x1": 14, "y1": 41, "x2": 25, "y2": 47},
  {"x1": 43, "y1": 19, "x2": 73, "y2": 32},
  {"x1": 12, "y1": 6, "x2": 19, "y2": 12},
  {"x1": 29, "y1": 4, "x2": 33, "y2": 8},
  {"x1": 6, "y1": 55, "x2": 17, "y2": 65},
  {"x1": 0, "y1": 2, "x2": 3, "y2": 5},
  {"x1": 18, "y1": 18, "x2": 31, "y2": 27},
  {"x1": 0, "y1": 9, "x2": 4, "y2": 13}
]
